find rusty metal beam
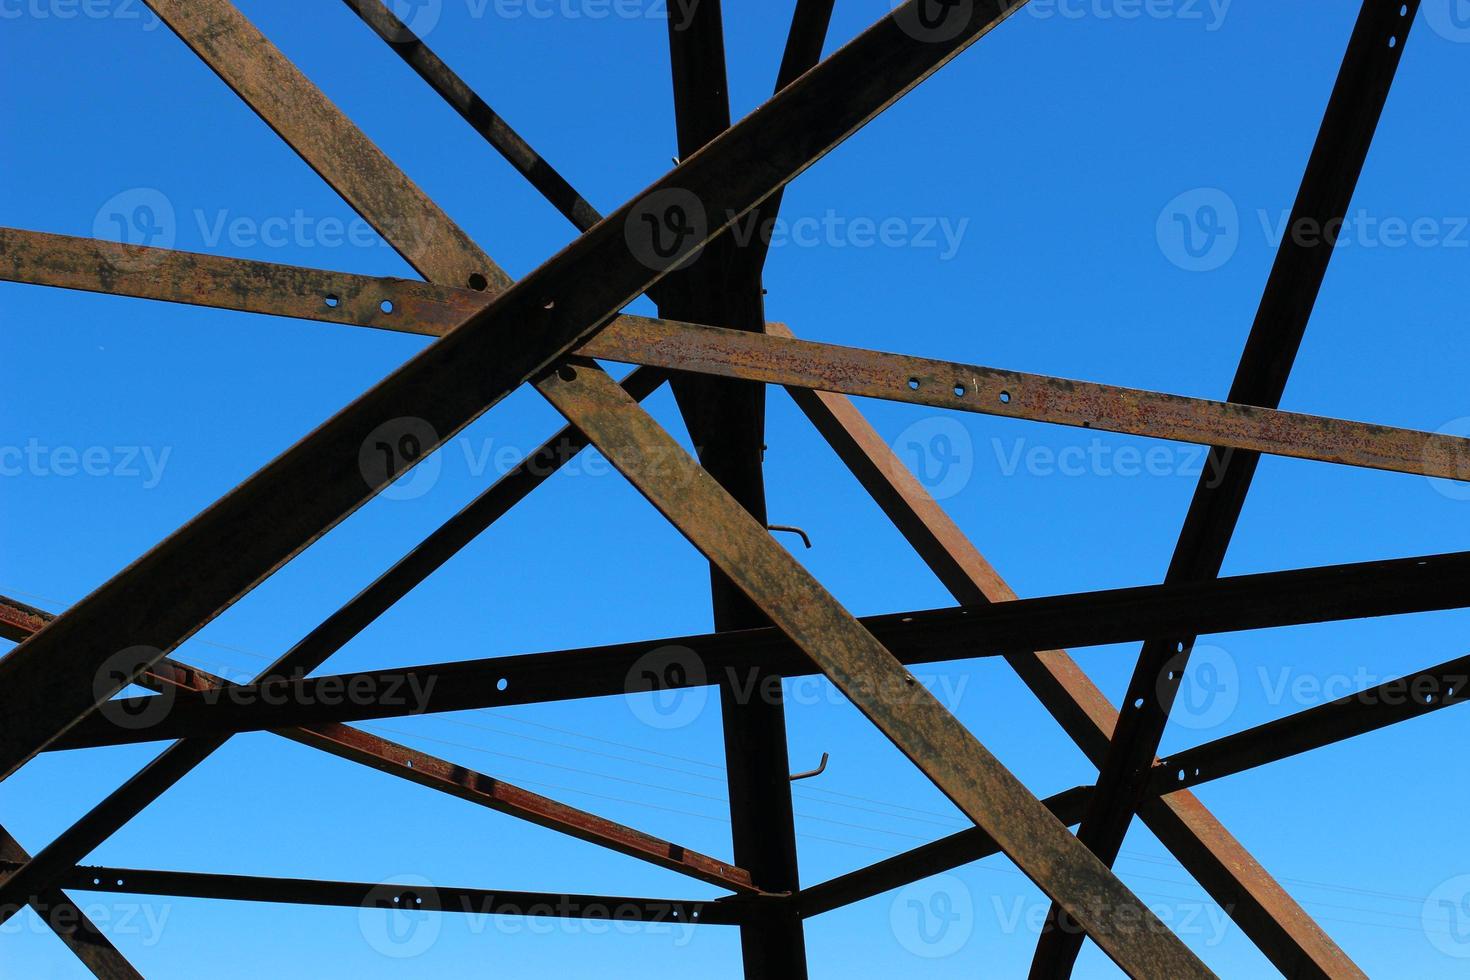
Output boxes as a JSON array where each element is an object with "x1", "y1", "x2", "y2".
[
  {"x1": 8, "y1": 230, "x2": 1467, "y2": 485},
  {"x1": 143, "y1": 659, "x2": 757, "y2": 895},
  {"x1": 0, "y1": 827, "x2": 143, "y2": 980},
  {"x1": 1150, "y1": 652, "x2": 1469, "y2": 796},
  {"x1": 659, "y1": 2, "x2": 834, "y2": 973},
  {"x1": 50, "y1": 547, "x2": 1470, "y2": 744},
  {"x1": 531, "y1": 364, "x2": 1212, "y2": 976},
  {"x1": 580, "y1": 318, "x2": 1470, "y2": 481},
  {"x1": 1, "y1": 864, "x2": 755, "y2": 925},
  {"x1": 796, "y1": 787, "x2": 1091, "y2": 919},
  {"x1": 775, "y1": 327, "x2": 1362, "y2": 976},
  {"x1": 1035, "y1": 3, "x2": 1421, "y2": 974},
  {"x1": 0, "y1": 0, "x2": 1028, "y2": 777}
]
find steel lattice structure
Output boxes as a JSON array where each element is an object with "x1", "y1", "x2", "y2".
[{"x1": 0, "y1": 0, "x2": 1452, "y2": 976}]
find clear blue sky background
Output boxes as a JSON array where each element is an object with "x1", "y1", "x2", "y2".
[{"x1": 3, "y1": 1, "x2": 1469, "y2": 976}]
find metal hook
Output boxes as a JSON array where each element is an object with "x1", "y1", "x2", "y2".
[
  {"x1": 768, "y1": 524, "x2": 812, "y2": 549},
  {"x1": 789, "y1": 752, "x2": 829, "y2": 782}
]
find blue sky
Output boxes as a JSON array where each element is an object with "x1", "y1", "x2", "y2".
[{"x1": 3, "y1": 1, "x2": 1469, "y2": 976}]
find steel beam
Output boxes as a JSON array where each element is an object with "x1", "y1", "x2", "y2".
[
  {"x1": 658, "y1": 3, "x2": 833, "y2": 973},
  {"x1": 2, "y1": 865, "x2": 755, "y2": 925},
  {"x1": 1034, "y1": 3, "x2": 1421, "y2": 973},
  {"x1": 780, "y1": 336, "x2": 1361, "y2": 976},
  {"x1": 1150, "y1": 652, "x2": 1469, "y2": 796},
  {"x1": 50, "y1": 548, "x2": 1470, "y2": 743},
  {"x1": 8, "y1": 230, "x2": 1467, "y2": 484}
]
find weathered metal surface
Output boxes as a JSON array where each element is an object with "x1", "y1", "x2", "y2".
[
  {"x1": 0, "y1": 0, "x2": 1030, "y2": 781},
  {"x1": 536, "y1": 366, "x2": 1213, "y2": 977},
  {"x1": 0, "y1": 826, "x2": 143, "y2": 980},
  {"x1": 3, "y1": 864, "x2": 755, "y2": 925},
  {"x1": 776, "y1": 325, "x2": 1362, "y2": 978},
  {"x1": 11, "y1": 229, "x2": 1463, "y2": 484},
  {"x1": 1035, "y1": 3, "x2": 1421, "y2": 974},
  {"x1": 1151, "y1": 653, "x2": 1469, "y2": 795},
  {"x1": 583, "y1": 317, "x2": 1470, "y2": 482},
  {"x1": 659, "y1": 1, "x2": 829, "y2": 972},
  {"x1": 0, "y1": 227, "x2": 489, "y2": 335}
]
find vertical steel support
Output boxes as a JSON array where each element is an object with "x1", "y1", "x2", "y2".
[{"x1": 662, "y1": 2, "x2": 828, "y2": 972}]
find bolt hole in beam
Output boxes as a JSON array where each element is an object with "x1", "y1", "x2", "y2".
[
  {"x1": 379, "y1": 300, "x2": 394, "y2": 314},
  {"x1": 467, "y1": 272, "x2": 489, "y2": 291},
  {"x1": 324, "y1": 294, "x2": 340, "y2": 308}
]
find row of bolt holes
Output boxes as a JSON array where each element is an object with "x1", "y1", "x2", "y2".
[
  {"x1": 321, "y1": 274, "x2": 492, "y2": 317},
  {"x1": 1388, "y1": 5, "x2": 1409, "y2": 47},
  {"x1": 83, "y1": 880, "x2": 699, "y2": 920},
  {"x1": 907, "y1": 377, "x2": 1011, "y2": 404}
]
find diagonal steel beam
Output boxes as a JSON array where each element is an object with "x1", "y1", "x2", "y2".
[
  {"x1": 796, "y1": 786, "x2": 1092, "y2": 918},
  {"x1": 1035, "y1": 3, "x2": 1421, "y2": 974},
  {"x1": 1149, "y1": 652, "x2": 1469, "y2": 796},
  {"x1": 0, "y1": 827, "x2": 144, "y2": 980},
  {"x1": 533, "y1": 363, "x2": 1213, "y2": 975},
  {"x1": 52, "y1": 548, "x2": 1470, "y2": 745},
  {"x1": 774, "y1": 321, "x2": 1362, "y2": 975}
]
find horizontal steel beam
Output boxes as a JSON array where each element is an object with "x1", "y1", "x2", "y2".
[
  {"x1": 1, "y1": 863, "x2": 753, "y2": 925},
  {"x1": 1151, "y1": 652, "x2": 1469, "y2": 795},
  {"x1": 8, "y1": 229, "x2": 1466, "y2": 483},
  {"x1": 52, "y1": 549, "x2": 1470, "y2": 746}
]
